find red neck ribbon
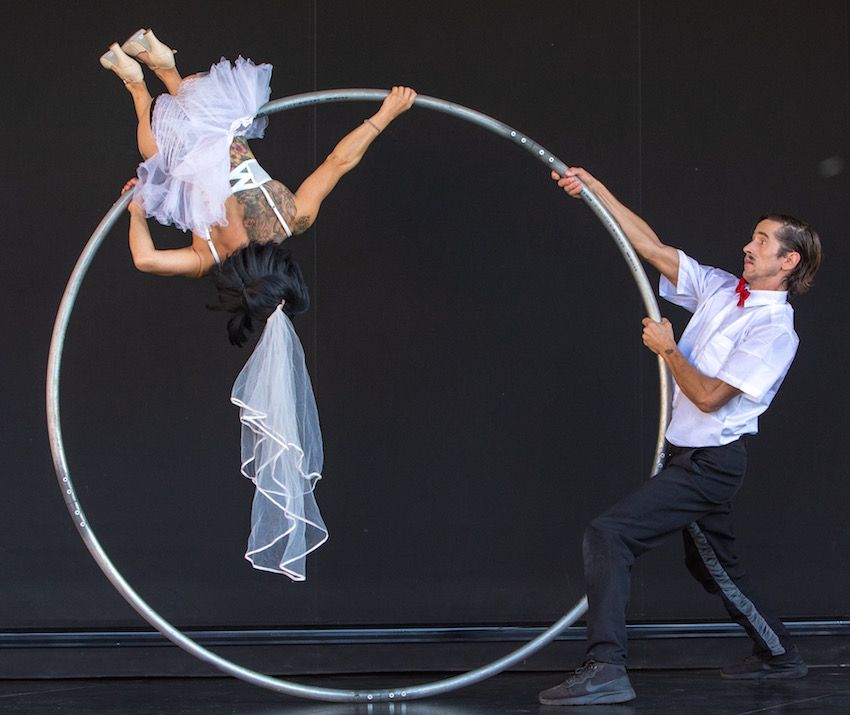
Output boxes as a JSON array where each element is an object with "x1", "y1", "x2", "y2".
[{"x1": 736, "y1": 277, "x2": 750, "y2": 307}]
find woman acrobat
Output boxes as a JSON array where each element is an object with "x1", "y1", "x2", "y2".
[
  {"x1": 100, "y1": 29, "x2": 416, "y2": 580},
  {"x1": 101, "y1": 30, "x2": 414, "y2": 330}
]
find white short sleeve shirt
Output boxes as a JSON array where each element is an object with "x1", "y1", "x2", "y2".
[{"x1": 660, "y1": 250, "x2": 798, "y2": 447}]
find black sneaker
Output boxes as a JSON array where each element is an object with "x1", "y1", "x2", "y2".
[
  {"x1": 538, "y1": 660, "x2": 636, "y2": 705},
  {"x1": 721, "y1": 650, "x2": 808, "y2": 680}
]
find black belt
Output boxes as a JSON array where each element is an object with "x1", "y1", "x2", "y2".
[{"x1": 666, "y1": 435, "x2": 750, "y2": 459}]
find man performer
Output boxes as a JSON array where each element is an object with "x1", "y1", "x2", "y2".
[{"x1": 539, "y1": 167, "x2": 822, "y2": 706}]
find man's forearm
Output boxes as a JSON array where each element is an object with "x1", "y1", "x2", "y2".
[
  {"x1": 589, "y1": 181, "x2": 676, "y2": 274},
  {"x1": 642, "y1": 317, "x2": 740, "y2": 413},
  {"x1": 660, "y1": 345, "x2": 740, "y2": 413}
]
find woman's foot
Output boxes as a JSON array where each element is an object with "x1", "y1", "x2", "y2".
[
  {"x1": 121, "y1": 28, "x2": 176, "y2": 70},
  {"x1": 100, "y1": 43, "x2": 143, "y2": 84}
]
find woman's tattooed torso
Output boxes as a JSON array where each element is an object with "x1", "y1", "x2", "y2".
[{"x1": 228, "y1": 137, "x2": 305, "y2": 243}]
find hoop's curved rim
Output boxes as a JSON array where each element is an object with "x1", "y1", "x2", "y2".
[{"x1": 47, "y1": 89, "x2": 670, "y2": 703}]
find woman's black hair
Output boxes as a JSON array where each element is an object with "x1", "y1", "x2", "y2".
[{"x1": 207, "y1": 242, "x2": 309, "y2": 346}]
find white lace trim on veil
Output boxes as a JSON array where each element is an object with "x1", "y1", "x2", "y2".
[{"x1": 231, "y1": 307, "x2": 327, "y2": 581}]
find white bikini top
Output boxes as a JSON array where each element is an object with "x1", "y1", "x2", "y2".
[{"x1": 201, "y1": 159, "x2": 294, "y2": 267}]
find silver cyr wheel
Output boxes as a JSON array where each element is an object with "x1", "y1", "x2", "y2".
[{"x1": 47, "y1": 90, "x2": 670, "y2": 702}]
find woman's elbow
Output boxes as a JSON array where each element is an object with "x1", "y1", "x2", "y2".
[{"x1": 131, "y1": 252, "x2": 159, "y2": 273}]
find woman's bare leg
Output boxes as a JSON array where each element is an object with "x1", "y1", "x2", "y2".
[
  {"x1": 124, "y1": 80, "x2": 158, "y2": 159},
  {"x1": 126, "y1": 65, "x2": 183, "y2": 160},
  {"x1": 135, "y1": 50, "x2": 183, "y2": 95},
  {"x1": 155, "y1": 66, "x2": 183, "y2": 95}
]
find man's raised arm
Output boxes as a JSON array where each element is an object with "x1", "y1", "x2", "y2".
[{"x1": 552, "y1": 168, "x2": 680, "y2": 286}]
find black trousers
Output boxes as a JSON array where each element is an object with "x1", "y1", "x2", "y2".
[{"x1": 583, "y1": 439, "x2": 792, "y2": 665}]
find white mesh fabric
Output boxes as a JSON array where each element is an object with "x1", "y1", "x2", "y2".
[
  {"x1": 135, "y1": 56, "x2": 273, "y2": 234},
  {"x1": 231, "y1": 308, "x2": 327, "y2": 581}
]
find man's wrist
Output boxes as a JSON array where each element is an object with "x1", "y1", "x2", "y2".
[{"x1": 661, "y1": 344, "x2": 678, "y2": 360}]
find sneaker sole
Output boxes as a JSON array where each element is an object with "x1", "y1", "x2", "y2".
[
  {"x1": 539, "y1": 687, "x2": 637, "y2": 705},
  {"x1": 721, "y1": 666, "x2": 808, "y2": 680}
]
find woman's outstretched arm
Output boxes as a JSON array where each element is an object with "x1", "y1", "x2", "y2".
[{"x1": 290, "y1": 86, "x2": 417, "y2": 234}]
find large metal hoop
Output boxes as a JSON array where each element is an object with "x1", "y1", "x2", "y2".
[{"x1": 47, "y1": 90, "x2": 670, "y2": 703}]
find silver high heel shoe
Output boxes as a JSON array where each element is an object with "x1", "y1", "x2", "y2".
[
  {"x1": 99, "y1": 43, "x2": 143, "y2": 84},
  {"x1": 121, "y1": 28, "x2": 176, "y2": 70}
]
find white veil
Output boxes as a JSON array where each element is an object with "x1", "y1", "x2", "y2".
[{"x1": 231, "y1": 306, "x2": 327, "y2": 581}]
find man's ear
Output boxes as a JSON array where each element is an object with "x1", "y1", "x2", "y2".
[{"x1": 781, "y1": 251, "x2": 801, "y2": 272}]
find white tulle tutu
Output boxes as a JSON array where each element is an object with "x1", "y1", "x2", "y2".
[
  {"x1": 231, "y1": 307, "x2": 327, "y2": 581},
  {"x1": 135, "y1": 57, "x2": 272, "y2": 234}
]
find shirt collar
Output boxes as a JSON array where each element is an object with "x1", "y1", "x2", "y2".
[{"x1": 740, "y1": 288, "x2": 789, "y2": 307}]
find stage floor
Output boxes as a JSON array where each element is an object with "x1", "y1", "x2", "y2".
[{"x1": 1, "y1": 668, "x2": 848, "y2": 713}]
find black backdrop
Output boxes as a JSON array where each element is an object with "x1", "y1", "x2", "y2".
[{"x1": 5, "y1": 0, "x2": 848, "y2": 648}]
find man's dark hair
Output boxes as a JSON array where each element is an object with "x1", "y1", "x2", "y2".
[
  {"x1": 208, "y1": 242, "x2": 309, "y2": 346},
  {"x1": 758, "y1": 213, "x2": 822, "y2": 296}
]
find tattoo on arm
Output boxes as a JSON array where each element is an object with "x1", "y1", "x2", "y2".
[
  {"x1": 229, "y1": 137, "x2": 255, "y2": 168},
  {"x1": 293, "y1": 215, "x2": 312, "y2": 234}
]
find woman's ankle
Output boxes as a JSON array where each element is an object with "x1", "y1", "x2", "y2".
[{"x1": 154, "y1": 66, "x2": 182, "y2": 93}]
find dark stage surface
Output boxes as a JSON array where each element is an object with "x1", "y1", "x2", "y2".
[{"x1": 2, "y1": 669, "x2": 849, "y2": 714}]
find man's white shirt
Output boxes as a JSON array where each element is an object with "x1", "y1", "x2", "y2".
[{"x1": 660, "y1": 250, "x2": 798, "y2": 447}]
